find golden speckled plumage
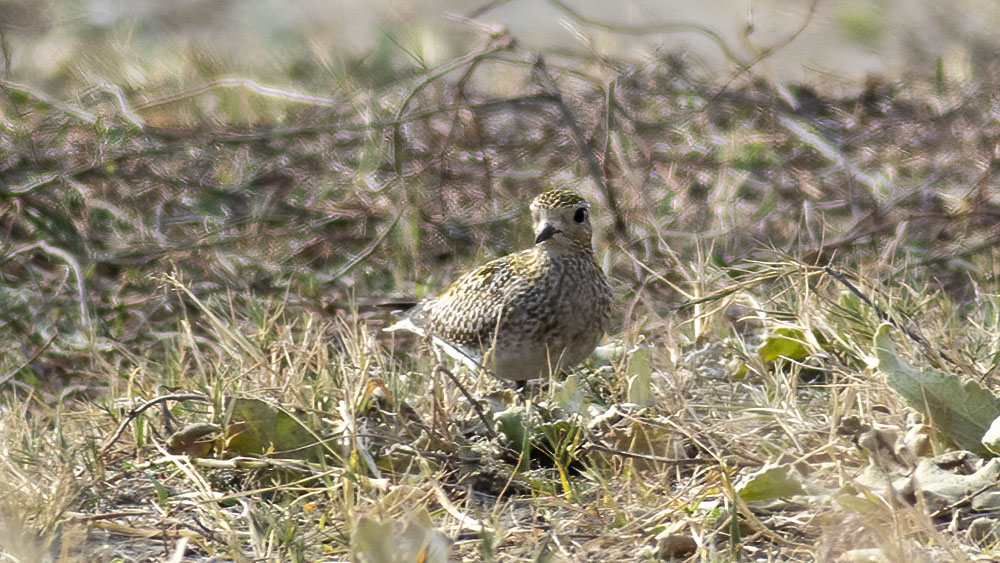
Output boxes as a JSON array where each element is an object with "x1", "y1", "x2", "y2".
[{"x1": 387, "y1": 189, "x2": 613, "y2": 381}]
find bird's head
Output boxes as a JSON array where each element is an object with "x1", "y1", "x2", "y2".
[{"x1": 529, "y1": 189, "x2": 594, "y2": 252}]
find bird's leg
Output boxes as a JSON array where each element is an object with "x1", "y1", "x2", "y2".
[{"x1": 431, "y1": 360, "x2": 441, "y2": 435}]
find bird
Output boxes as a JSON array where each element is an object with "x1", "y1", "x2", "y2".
[{"x1": 385, "y1": 189, "x2": 613, "y2": 381}]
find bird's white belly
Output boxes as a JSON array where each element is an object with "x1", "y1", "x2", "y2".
[{"x1": 489, "y1": 330, "x2": 600, "y2": 381}]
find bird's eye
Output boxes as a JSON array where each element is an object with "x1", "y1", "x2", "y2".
[{"x1": 574, "y1": 207, "x2": 588, "y2": 223}]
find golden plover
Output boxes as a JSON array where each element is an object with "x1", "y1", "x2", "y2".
[{"x1": 386, "y1": 189, "x2": 613, "y2": 381}]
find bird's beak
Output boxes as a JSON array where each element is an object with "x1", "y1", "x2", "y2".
[{"x1": 534, "y1": 224, "x2": 559, "y2": 244}]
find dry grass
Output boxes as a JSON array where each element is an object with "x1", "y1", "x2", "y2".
[{"x1": 3, "y1": 10, "x2": 1000, "y2": 562}]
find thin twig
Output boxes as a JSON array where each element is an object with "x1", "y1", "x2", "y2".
[
  {"x1": 133, "y1": 77, "x2": 344, "y2": 111},
  {"x1": 801, "y1": 174, "x2": 943, "y2": 263},
  {"x1": 465, "y1": 0, "x2": 512, "y2": 19},
  {"x1": 585, "y1": 443, "x2": 719, "y2": 466},
  {"x1": 63, "y1": 510, "x2": 154, "y2": 522},
  {"x1": 4, "y1": 93, "x2": 559, "y2": 198},
  {"x1": 332, "y1": 210, "x2": 403, "y2": 280},
  {"x1": 1, "y1": 241, "x2": 90, "y2": 331},
  {"x1": 150, "y1": 93, "x2": 557, "y2": 143},
  {"x1": 778, "y1": 114, "x2": 881, "y2": 194},
  {"x1": 531, "y1": 55, "x2": 627, "y2": 240},
  {"x1": 542, "y1": 0, "x2": 746, "y2": 69},
  {"x1": 601, "y1": 80, "x2": 615, "y2": 186},
  {"x1": 930, "y1": 480, "x2": 999, "y2": 519},
  {"x1": 0, "y1": 78, "x2": 97, "y2": 124},
  {"x1": 910, "y1": 228, "x2": 1000, "y2": 270},
  {"x1": 823, "y1": 266, "x2": 957, "y2": 367},
  {"x1": 434, "y1": 364, "x2": 497, "y2": 439},
  {"x1": 101, "y1": 393, "x2": 211, "y2": 456},
  {"x1": 3, "y1": 145, "x2": 180, "y2": 197},
  {"x1": 99, "y1": 82, "x2": 145, "y2": 129},
  {"x1": 711, "y1": 0, "x2": 821, "y2": 101},
  {"x1": 392, "y1": 31, "x2": 515, "y2": 176}
]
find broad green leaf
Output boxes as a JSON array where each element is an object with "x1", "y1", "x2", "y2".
[
  {"x1": 495, "y1": 406, "x2": 526, "y2": 449},
  {"x1": 223, "y1": 397, "x2": 323, "y2": 461},
  {"x1": 556, "y1": 373, "x2": 586, "y2": 414},
  {"x1": 355, "y1": 517, "x2": 395, "y2": 563},
  {"x1": 875, "y1": 323, "x2": 1000, "y2": 455},
  {"x1": 495, "y1": 406, "x2": 530, "y2": 470},
  {"x1": 759, "y1": 328, "x2": 809, "y2": 363},
  {"x1": 737, "y1": 464, "x2": 806, "y2": 502}
]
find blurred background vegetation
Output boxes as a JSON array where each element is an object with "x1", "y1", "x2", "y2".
[
  {"x1": 4, "y1": 0, "x2": 1000, "y2": 382},
  {"x1": 5, "y1": 0, "x2": 1000, "y2": 88}
]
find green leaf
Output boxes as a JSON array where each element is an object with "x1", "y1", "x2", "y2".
[
  {"x1": 627, "y1": 346, "x2": 652, "y2": 407},
  {"x1": 875, "y1": 323, "x2": 1000, "y2": 455},
  {"x1": 495, "y1": 406, "x2": 530, "y2": 470},
  {"x1": 9, "y1": 89, "x2": 29, "y2": 104},
  {"x1": 555, "y1": 373, "x2": 586, "y2": 414},
  {"x1": 355, "y1": 517, "x2": 395, "y2": 563},
  {"x1": 143, "y1": 469, "x2": 172, "y2": 506},
  {"x1": 759, "y1": 328, "x2": 809, "y2": 363},
  {"x1": 737, "y1": 464, "x2": 806, "y2": 502},
  {"x1": 836, "y1": 492, "x2": 887, "y2": 515},
  {"x1": 355, "y1": 511, "x2": 451, "y2": 563},
  {"x1": 495, "y1": 406, "x2": 526, "y2": 448},
  {"x1": 223, "y1": 397, "x2": 324, "y2": 461}
]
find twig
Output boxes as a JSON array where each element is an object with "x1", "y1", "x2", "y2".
[
  {"x1": 584, "y1": 443, "x2": 719, "y2": 466},
  {"x1": 0, "y1": 27, "x2": 10, "y2": 79},
  {"x1": 99, "y1": 82, "x2": 145, "y2": 129},
  {"x1": 1, "y1": 241, "x2": 90, "y2": 331},
  {"x1": 0, "y1": 78, "x2": 97, "y2": 124},
  {"x1": 186, "y1": 456, "x2": 317, "y2": 473},
  {"x1": 432, "y1": 46, "x2": 490, "y2": 201},
  {"x1": 392, "y1": 31, "x2": 515, "y2": 176},
  {"x1": 930, "y1": 480, "x2": 999, "y2": 519},
  {"x1": 434, "y1": 364, "x2": 497, "y2": 439},
  {"x1": 711, "y1": 0, "x2": 821, "y2": 101},
  {"x1": 3, "y1": 145, "x2": 181, "y2": 197},
  {"x1": 801, "y1": 174, "x2": 943, "y2": 263},
  {"x1": 3, "y1": 92, "x2": 557, "y2": 198},
  {"x1": 332, "y1": 210, "x2": 403, "y2": 280},
  {"x1": 144, "y1": 93, "x2": 556, "y2": 143},
  {"x1": 601, "y1": 81, "x2": 615, "y2": 185},
  {"x1": 63, "y1": 510, "x2": 153, "y2": 522},
  {"x1": 133, "y1": 77, "x2": 344, "y2": 111},
  {"x1": 100, "y1": 393, "x2": 211, "y2": 456},
  {"x1": 910, "y1": 228, "x2": 1000, "y2": 270},
  {"x1": 823, "y1": 266, "x2": 957, "y2": 367},
  {"x1": 541, "y1": 0, "x2": 746, "y2": 69},
  {"x1": 465, "y1": 0, "x2": 512, "y2": 19},
  {"x1": 777, "y1": 114, "x2": 882, "y2": 194},
  {"x1": 531, "y1": 55, "x2": 627, "y2": 239}
]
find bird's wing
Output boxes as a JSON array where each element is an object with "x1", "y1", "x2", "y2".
[{"x1": 417, "y1": 252, "x2": 529, "y2": 349}]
